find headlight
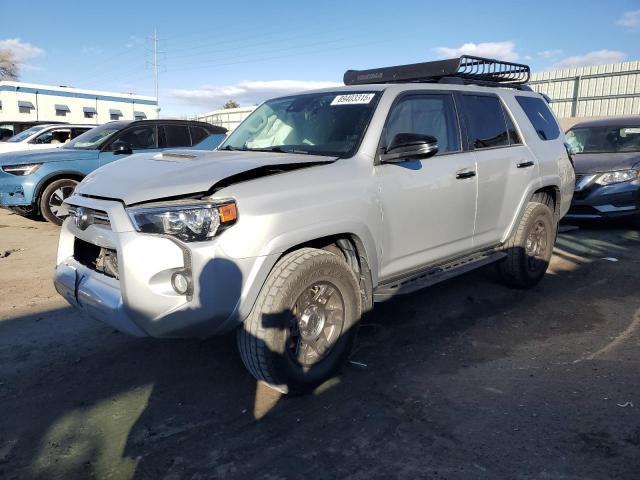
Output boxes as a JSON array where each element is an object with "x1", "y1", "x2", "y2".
[
  {"x1": 595, "y1": 169, "x2": 639, "y2": 185},
  {"x1": 1, "y1": 163, "x2": 43, "y2": 176},
  {"x1": 128, "y1": 200, "x2": 238, "y2": 242}
]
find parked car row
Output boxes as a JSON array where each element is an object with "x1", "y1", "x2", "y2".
[
  {"x1": 0, "y1": 119, "x2": 227, "y2": 224},
  {"x1": 0, "y1": 120, "x2": 70, "y2": 142},
  {"x1": 0, "y1": 124, "x2": 93, "y2": 152}
]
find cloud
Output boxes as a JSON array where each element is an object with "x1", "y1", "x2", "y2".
[
  {"x1": 616, "y1": 9, "x2": 640, "y2": 29},
  {"x1": 537, "y1": 49, "x2": 563, "y2": 59},
  {"x1": 0, "y1": 38, "x2": 44, "y2": 64},
  {"x1": 553, "y1": 50, "x2": 627, "y2": 68},
  {"x1": 433, "y1": 41, "x2": 519, "y2": 62},
  {"x1": 168, "y1": 79, "x2": 342, "y2": 109}
]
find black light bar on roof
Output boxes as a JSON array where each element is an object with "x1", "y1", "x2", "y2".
[{"x1": 343, "y1": 55, "x2": 531, "y2": 86}]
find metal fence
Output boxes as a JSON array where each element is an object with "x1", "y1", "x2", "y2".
[
  {"x1": 192, "y1": 106, "x2": 256, "y2": 132},
  {"x1": 529, "y1": 61, "x2": 640, "y2": 119}
]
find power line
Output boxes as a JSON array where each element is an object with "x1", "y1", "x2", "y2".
[{"x1": 163, "y1": 29, "x2": 423, "y2": 75}]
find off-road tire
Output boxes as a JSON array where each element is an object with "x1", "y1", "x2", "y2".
[
  {"x1": 39, "y1": 178, "x2": 78, "y2": 225},
  {"x1": 237, "y1": 248, "x2": 362, "y2": 394},
  {"x1": 498, "y1": 193, "x2": 557, "y2": 288}
]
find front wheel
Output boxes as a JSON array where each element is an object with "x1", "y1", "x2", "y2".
[
  {"x1": 39, "y1": 178, "x2": 78, "y2": 225},
  {"x1": 498, "y1": 195, "x2": 557, "y2": 288},
  {"x1": 237, "y1": 248, "x2": 362, "y2": 394}
]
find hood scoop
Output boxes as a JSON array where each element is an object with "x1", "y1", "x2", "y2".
[{"x1": 153, "y1": 152, "x2": 198, "y2": 161}]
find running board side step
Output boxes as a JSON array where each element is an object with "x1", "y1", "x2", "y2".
[{"x1": 373, "y1": 251, "x2": 507, "y2": 301}]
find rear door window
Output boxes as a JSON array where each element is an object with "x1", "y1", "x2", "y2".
[
  {"x1": 162, "y1": 125, "x2": 192, "y2": 148},
  {"x1": 461, "y1": 95, "x2": 510, "y2": 149},
  {"x1": 504, "y1": 109, "x2": 522, "y2": 145},
  {"x1": 516, "y1": 96, "x2": 560, "y2": 141}
]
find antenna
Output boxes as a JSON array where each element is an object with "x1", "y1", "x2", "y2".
[{"x1": 146, "y1": 29, "x2": 165, "y2": 118}]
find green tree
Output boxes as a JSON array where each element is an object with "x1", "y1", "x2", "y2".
[{"x1": 223, "y1": 99, "x2": 240, "y2": 109}]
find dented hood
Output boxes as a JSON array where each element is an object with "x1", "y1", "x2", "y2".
[{"x1": 76, "y1": 150, "x2": 336, "y2": 205}]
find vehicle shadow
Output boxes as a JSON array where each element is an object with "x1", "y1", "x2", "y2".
[{"x1": 1, "y1": 228, "x2": 639, "y2": 479}]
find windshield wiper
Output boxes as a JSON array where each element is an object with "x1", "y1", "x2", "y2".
[
  {"x1": 219, "y1": 145, "x2": 246, "y2": 151},
  {"x1": 245, "y1": 146, "x2": 311, "y2": 154}
]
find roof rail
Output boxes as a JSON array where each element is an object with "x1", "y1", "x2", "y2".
[{"x1": 343, "y1": 55, "x2": 531, "y2": 87}]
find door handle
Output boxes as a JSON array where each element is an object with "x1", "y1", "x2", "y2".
[
  {"x1": 517, "y1": 161, "x2": 535, "y2": 168},
  {"x1": 456, "y1": 169, "x2": 476, "y2": 179}
]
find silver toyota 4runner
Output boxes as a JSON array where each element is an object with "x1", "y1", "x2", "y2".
[{"x1": 54, "y1": 56, "x2": 575, "y2": 393}]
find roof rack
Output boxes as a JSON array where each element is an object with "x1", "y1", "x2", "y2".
[{"x1": 343, "y1": 55, "x2": 531, "y2": 87}]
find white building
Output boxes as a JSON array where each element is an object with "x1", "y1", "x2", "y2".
[{"x1": 0, "y1": 81, "x2": 158, "y2": 126}]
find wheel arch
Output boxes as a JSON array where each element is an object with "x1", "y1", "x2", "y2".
[
  {"x1": 531, "y1": 184, "x2": 561, "y2": 218},
  {"x1": 33, "y1": 171, "x2": 85, "y2": 212},
  {"x1": 279, "y1": 233, "x2": 375, "y2": 313},
  {"x1": 502, "y1": 182, "x2": 562, "y2": 244}
]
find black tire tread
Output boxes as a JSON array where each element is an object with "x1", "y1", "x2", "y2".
[
  {"x1": 499, "y1": 193, "x2": 556, "y2": 288},
  {"x1": 237, "y1": 248, "x2": 358, "y2": 392},
  {"x1": 39, "y1": 178, "x2": 78, "y2": 225}
]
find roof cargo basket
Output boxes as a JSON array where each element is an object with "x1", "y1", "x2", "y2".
[{"x1": 344, "y1": 55, "x2": 531, "y2": 86}]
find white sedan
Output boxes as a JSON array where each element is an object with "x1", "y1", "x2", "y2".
[{"x1": 0, "y1": 124, "x2": 94, "y2": 153}]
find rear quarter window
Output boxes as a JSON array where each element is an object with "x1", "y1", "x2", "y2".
[
  {"x1": 516, "y1": 96, "x2": 560, "y2": 141},
  {"x1": 189, "y1": 126, "x2": 210, "y2": 145}
]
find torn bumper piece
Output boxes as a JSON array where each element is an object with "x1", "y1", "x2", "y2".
[
  {"x1": 0, "y1": 184, "x2": 28, "y2": 207},
  {"x1": 54, "y1": 260, "x2": 147, "y2": 336}
]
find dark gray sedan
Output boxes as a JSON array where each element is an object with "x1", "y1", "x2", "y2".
[{"x1": 565, "y1": 116, "x2": 640, "y2": 226}]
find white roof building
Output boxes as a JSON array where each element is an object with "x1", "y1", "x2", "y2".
[{"x1": 0, "y1": 81, "x2": 158, "y2": 125}]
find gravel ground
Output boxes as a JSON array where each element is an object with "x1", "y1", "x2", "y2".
[{"x1": 1, "y1": 209, "x2": 639, "y2": 480}]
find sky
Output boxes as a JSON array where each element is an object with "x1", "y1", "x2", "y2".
[{"x1": 1, "y1": 0, "x2": 639, "y2": 117}]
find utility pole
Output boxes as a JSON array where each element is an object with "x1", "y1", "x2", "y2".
[{"x1": 147, "y1": 29, "x2": 163, "y2": 118}]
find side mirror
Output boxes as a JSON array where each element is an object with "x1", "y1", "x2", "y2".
[
  {"x1": 112, "y1": 140, "x2": 133, "y2": 155},
  {"x1": 380, "y1": 133, "x2": 439, "y2": 163}
]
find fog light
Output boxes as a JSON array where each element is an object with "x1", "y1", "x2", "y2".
[{"x1": 171, "y1": 271, "x2": 191, "y2": 295}]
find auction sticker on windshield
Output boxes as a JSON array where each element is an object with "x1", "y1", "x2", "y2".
[{"x1": 331, "y1": 93, "x2": 375, "y2": 105}]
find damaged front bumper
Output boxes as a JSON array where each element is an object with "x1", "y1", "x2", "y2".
[
  {"x1": 0, "y1": 178, "x2": 31, "y2": 207},
  {"x1": 566, "y1": 175, "x2": 640, "y2": 220},
  {"x1": 54, "y1": 194, "x2": 278, "y2": 338}
]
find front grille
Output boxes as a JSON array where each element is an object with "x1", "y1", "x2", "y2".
[
  {"x1": 73, "y1": 238, "x2": 119, "y2": 279},
  {"x1": 67, "y1": 205, "x2": 111, "y2": 229}
]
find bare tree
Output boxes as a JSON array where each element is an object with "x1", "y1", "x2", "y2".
[
  {"x1": 0, "y1": 49, "x2": 19, "y2": 81},
  {"x1": 223, "y1": 99, "x2": 240, "y2": 109}
]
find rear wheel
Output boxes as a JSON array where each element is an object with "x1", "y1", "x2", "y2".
[
  {"x1": 39, "y1": 178, "x2": 78, "y2": 225},
  {"x1": 237, "y1": 248, "x2": 361, "y2": 394},
  {"x1": 498, "y1": 194, "x2": 557, "y2": 288}
]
